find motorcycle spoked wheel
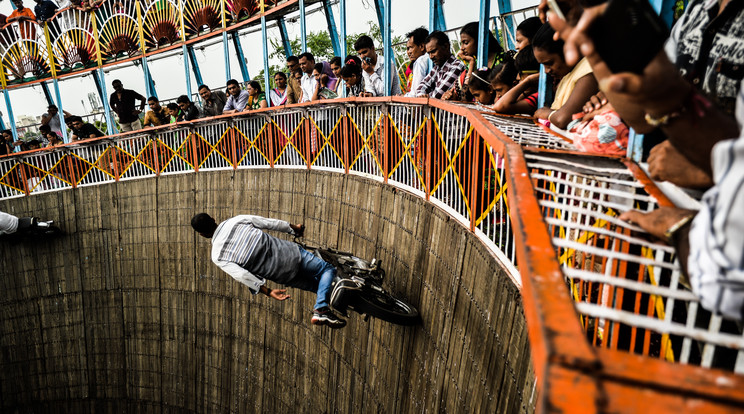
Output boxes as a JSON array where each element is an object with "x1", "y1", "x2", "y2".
[{"x1": 354, "y1": 288, "x2": 420, "y2": 326}]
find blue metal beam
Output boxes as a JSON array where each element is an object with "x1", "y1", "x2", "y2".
[
  {"x1": 299, "y1": 0, "x2": 307, "y2": 52},
  {"x1": 2, "y1": 91, "x2": 17, "y2": 142},
  {"x1": 223, "y1": 32, "x2": 231, "y2": 81},
  {"x1": 187, "y1": 46, "x2": 204, "y2": 87},
  {"x1": 232, "y1": 33, "x2": 251, "y2": 82},
  {"x1": 322, "y1": 0, "x2": 341, "y2": 57},
  {"x1": 141, "y1": 57, "x2": 157, "y2": 99},
  {"x1": 261, "y1": 13, "x2": 271, "y2": 105},
  {"x1": 339, "y1": 0, "x2": 346, "y2": 97},
  {"x1": 537, "y1": 65, "x2": 548, "y2": 108},
  {"x1": 41, "y1": 82, "x2": 54, "y2": 106},
  {"x1": 373, "y1": 0, "x2": 384, "y2": 30},
  {"x1": 383, "y1": 0, "x2": 391, "y2": 96},
  {"x1": 497, "y1": 0, "x2": 515, "y2": 50},
  {"x1": 478, "y1": 0, "x2": 491, "y2": 68},
  {"x1": 429, "y1": 0, "x2": 446, "y2": 32},
  {"x1": 92, "y1": 69, "x2": 117, "y2": 136},
  {"x1": 182, "y1": 44, "x2": 192, "y2": 100},
  {"x1": 51, "y1": 79, "x2": 69, "y2": 142},
  {"x1": 277, "y1": 17, "x2": 293, "y2": 59}
]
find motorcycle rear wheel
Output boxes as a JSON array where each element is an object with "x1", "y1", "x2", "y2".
[{"x1": 355, "y1": 288, "x2": 419, "y2": 326}]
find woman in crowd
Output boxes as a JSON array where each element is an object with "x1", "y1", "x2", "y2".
[
  {"x1": 45, "y1": 131, "x2": 63, "y2": 147},
  {"x1": 270, "y1": 72, "x2": 288, "y2": 106},
  {"x1": 311, "y1": 62, "x2": 339, "y2": 100},
  {"x1": 329, "y1": 57, "x2": 342, "y2": 94},
  {"x1": 446, "y1": 21, "x2": 505, "y2": 102},
  {"x1": 492, "y1": 45, "x2": 541, "y2": 114},
  {"x1": 514, "y1": 16, "x2": 542, "y2": 51},
  {"x1": 166, "y1": 103, "x2": 183, "y2": 123},
  {"x1": 246, "y1": 81, "x2": 268, "y2": 110},
  {"x1": 531, "y1": 23, "x2": 597, "y2": 129},
  {"x1": 339, "y1": 56, "x2": 366, "y2": 97}
]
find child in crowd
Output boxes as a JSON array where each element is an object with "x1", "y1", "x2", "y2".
[
  {"x1": 339, "y1": 56, "x2": 366, "y2": 98},
  {"x1": 311, "y1": 62, "x2": 338, "y2": 101},
  {"x1": 492, "y1": 46, "x2": 540, "y2": 115},
  {"x1": 467, "y1": 68, "x2": 496, "y2": 105},
  {"x1": 489, "y1": 56, "x2": 519, "y2": 101},
  {"x1": 531, "y1": 23, "x2": 597, "y2": 129}
]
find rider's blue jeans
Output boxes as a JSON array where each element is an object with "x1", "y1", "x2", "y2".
[{"x1": 297, "y1": 247, "x2": 336, "y2": 310}]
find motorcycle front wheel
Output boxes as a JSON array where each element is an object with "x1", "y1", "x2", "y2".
[{"x1": 355, "y1": 288, "x2": 420, "y2": 326}]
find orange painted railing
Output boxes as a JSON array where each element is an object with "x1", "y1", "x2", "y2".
[{"x1": 1, "y1": 98, "x2": 743, "y2": 412}]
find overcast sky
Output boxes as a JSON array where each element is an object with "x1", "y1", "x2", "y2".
[{"x1": 0, "y1": 0, "x2": 539, "y2": 123}]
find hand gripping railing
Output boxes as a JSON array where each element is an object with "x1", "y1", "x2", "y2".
[{"x1": 1, "y1": 97, "x2": 743, "y2": 412}]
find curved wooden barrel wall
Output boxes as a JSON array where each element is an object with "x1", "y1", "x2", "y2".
[{"x1": 0, "y1": 169, "x2": 536, "y2": 413}]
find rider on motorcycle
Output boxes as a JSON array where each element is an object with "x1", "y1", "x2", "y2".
[{"x1": 191, "y1": 213, "x2": 346, "y2": 328}]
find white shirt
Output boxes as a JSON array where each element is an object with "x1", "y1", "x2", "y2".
[
  {"x1": 0, "y1": 211, "x2": 19, "y2": 235},
  {"x1": 300, "y1": 73, "x2": 317, "y2": 103},
  {"x1": 405, "y1": 55, "x2": 432, "y2": 98},
  {"x1": 688, "y1": 106, "x2": 744, "y2": 320},
  {"x1": 362, "y1": 54, "x2": 402, "y2": 97},
  {"x1": 45, "y1": 112, "x2": 62, "y2": 135}
]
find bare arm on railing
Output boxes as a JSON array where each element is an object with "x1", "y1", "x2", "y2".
[{"x1": 554, "y1": 2, "x2": 741, "y2": 174}]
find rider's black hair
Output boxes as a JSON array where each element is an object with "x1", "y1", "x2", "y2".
[{"x1": 191, "y1": 213, "x2": 217, "y2": 235}]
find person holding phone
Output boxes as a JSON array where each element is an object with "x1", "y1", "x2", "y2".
[
  {"x1": 543, "y1": 0, "x2": 744, "y2": 320},
  {"x1": 531, "y1": 22, "x2": 598, "y2": 129},
  {"x1": 355, "y1": 35, "x2": 401, "y2": 97}
]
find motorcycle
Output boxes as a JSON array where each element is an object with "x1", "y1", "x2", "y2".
[
  {"x1": 300, "y1": 242, "x2": 420, "y2": 326},
  {"x1": 0, "y1": 214, "x2": 63, "y2": 242}
]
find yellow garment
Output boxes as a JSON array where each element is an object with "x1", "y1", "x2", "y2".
[{"x1": 551, "y1": 57, "x2": 593, "y2": 110}]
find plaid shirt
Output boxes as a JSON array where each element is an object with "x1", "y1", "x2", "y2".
[{"x1": 415, "y1": 54, "x2": 465, "y2": 99}]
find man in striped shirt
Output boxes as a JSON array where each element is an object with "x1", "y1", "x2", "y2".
[
  {"x1": 414, "y1": 31, "x2": 466, "y2": 100},
  {"x1": 191, "y1": 213, "x2": 346, "y2": 328}
]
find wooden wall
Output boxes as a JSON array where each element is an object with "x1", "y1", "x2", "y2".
[{"x1": 0, "y1": 170, "x2": 536, "y2": 413}]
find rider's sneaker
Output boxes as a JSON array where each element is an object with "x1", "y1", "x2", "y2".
[{"x1": 311, "y1": 307, "x2": 346, "y2": 328}]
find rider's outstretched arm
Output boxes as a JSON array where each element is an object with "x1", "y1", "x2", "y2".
[
  {"x1": 235, "y1": 215, "x2": 299, "y2": 236},
  {"x1": 259, "y1": 285, "x2": 290, "y2": 301}
]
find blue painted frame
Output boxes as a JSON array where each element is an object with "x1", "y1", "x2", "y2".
[
  {"x1": 300, "y1": 0, "x2": 307, "y2": 51},
  {"x1": 277, "y1": 17, "x2": 293, "y2": 59},
  {"x1": 187, "y1": 46, "x2": 205, "y2": 87},
  {"x1": 92, "y1": 69, "x2": 117, "y2": 136},
  {"x1": 429, "y1": 0, "x2": 446, "y2": 32},
  {"x1": 478, "y1": 0, "x2": 491, "y2": 68},
  {"x1": 497, "y1": 0, "x2": 515, "y2": 50},
  {"x1": 232, "y1": 33, "x2": 251, "y2": 83},
  {"x1": 322, "y1": 0, "x2": 341, "y2": 57}
]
